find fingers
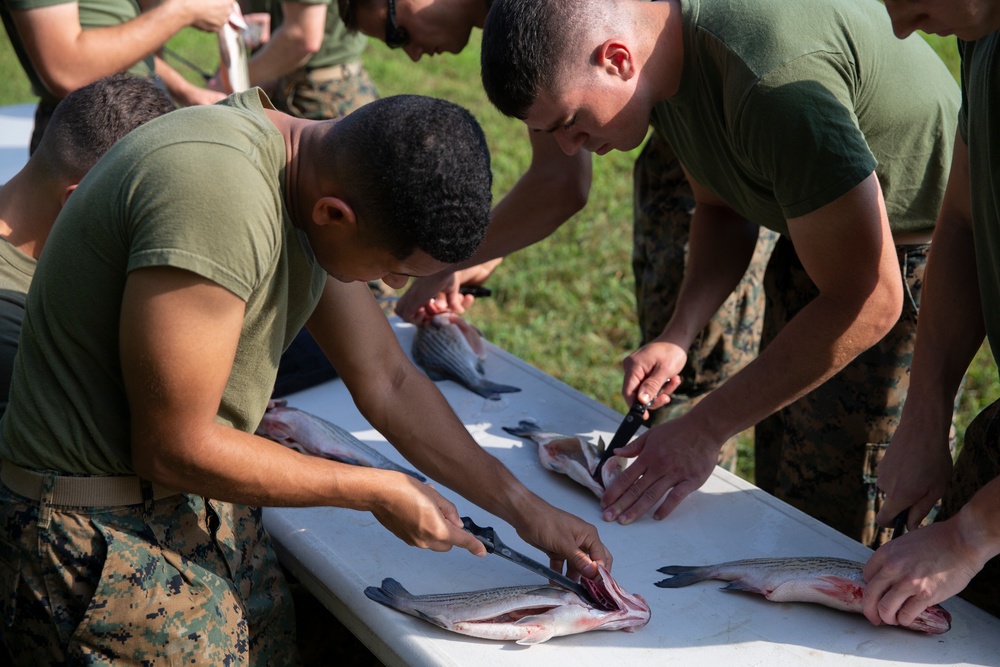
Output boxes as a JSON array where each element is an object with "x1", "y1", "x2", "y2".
[
  {"x1": 452, "y1": 525, "x2": 487, "y2": 557},
  {"x1": 652, "y1": 479, "x2": 697, "y2": 520},
  {"x1": 601, "y1": 466, "x2": 672, "y2": 524}
]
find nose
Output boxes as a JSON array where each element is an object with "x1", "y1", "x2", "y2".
[
  {"x1": 404, "y1": 44, "x2": 424, "y2": 62},
  {"x1": 882, "y1": 3, "x2": 920, "y2": 39},
  {"x1": 382, "y1": 273, "x2": 410, "y2": 290},
  {"x1": 553, "y1": 129, "x2": 586, "y2": 156}
]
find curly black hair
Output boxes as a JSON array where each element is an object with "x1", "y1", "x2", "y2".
[{"x1": 331, "y1": 95, "x2": 493, "y2": 264}]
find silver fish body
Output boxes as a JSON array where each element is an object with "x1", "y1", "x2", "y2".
[
  {"x1": 502, "y1": 420, "x2": 627, "y2": 497},
  {"x1": 656, "y1": 556, "x2": 952, "y2": 635},
  {"x1": 412, "y1": 313, "x2": 521, "y2": 400},
  {"x1": 365, "y1": 564, "x2": 650, "y2": 645},
  {"x1": 256, "y1": 405, "x2": 426, "y2": 481}
]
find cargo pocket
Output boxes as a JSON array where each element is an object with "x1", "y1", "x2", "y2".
[
  {"x1": 862, "y1": 442, "x2": 891, "y2": 549},
  {"x1": 0, "y1": 533, "x2": 22, "y2": 627}
]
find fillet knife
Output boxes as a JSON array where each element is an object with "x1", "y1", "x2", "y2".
[
  {"x1": 591, "y1": 397, "x2": 653, "y2": 483},
  {"x1": 460, "y1": 516, "x2": 599, "y2": 605}
]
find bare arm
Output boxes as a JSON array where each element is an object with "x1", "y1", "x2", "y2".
[
  {"x1": 394, "y1": 130, "x2": 591, "y2": 322},
  {"x1": 154, "y1": 55, "x2": 226, "y2": 106},
  {"x1": 875, "y1": 133, "x2": 984, "y2": 529},
  {"x1": 307, "y1": 276, "x2": 611, "y2": 576},
  {"x1": 122, "y1": 266, "x2": 485, "y2": 554},
  {"x1": 603, "y1": 171, "x2": 904, "y2": 522},
  {"x1": 11, "y1": 0, "x2": 233, "y2": 97},
  {"x1": 247, "y1": 2, "x2": 327, "y2": 86}
]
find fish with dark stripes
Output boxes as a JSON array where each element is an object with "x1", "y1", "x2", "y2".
[
  {"x1": 655, "y1": 556, "x2": 951, "y2": 634},
  {"x1": 412, "y1": 313, "x2": 520, "y2": 400}
]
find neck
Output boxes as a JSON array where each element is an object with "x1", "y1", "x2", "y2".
[
  {"x1": 0, "y1": 164, "x2": 63, "y2": 260},
  {"x1": 643, "y1": 0, "x2": 685, "y2": 103},
  {"x1": 265, "y1": 108, "x2": 314, "y2": 230}
]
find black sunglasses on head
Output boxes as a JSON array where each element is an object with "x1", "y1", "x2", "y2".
[{"x1": 385, "y1": 0, "x2": 409, "y2": 48}]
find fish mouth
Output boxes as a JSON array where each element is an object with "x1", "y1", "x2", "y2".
[{"x1": 578, "y1": 565, "x2": 650, "y2": 619}]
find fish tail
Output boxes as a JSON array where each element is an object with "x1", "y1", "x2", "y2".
[
  {"x1": 502, "y1": 420, "x2": 542, "y2": 438},
  {"x1": 654, "y1": 565, "x2": 714, "y2": 588},
  {"x1": 471, "y1": 379, "x2": 522, "y2": 400},
  {"x1": 365, "y1": 578, "x2": 413, "y2": 608}
]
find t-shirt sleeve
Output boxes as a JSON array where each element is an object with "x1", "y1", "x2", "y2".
[
  {"x1": 733, "y1": 54, "x2": 877, "y2": 220},
  {"x1": 120, "y1": 143, "x2": 281, "y2": 301}
]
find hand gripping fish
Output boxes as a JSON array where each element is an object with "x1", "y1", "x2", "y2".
[
  {"x1": 502, "y1": 420, "x2": 628, "y2": 497},
  {"x1": 364, "y1": 564, "x2": 650, "y2": 645},
  {"x1": 655, "y1": 556, "x2": 952, "y2": 635},
  {"x1": 218, "y1": 2, "x2": 251, "y2": 93},
  {"x1": 256, "y1": 401, "x2": 426, "y2": 481},
  {"x1": 412, "y1": 313, "x2": 521, "y2": 400}
]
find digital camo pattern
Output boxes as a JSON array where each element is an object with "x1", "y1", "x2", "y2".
[
  {"x1": 938, "y1": 397, "x2": 1000, "y2": 618},
  {"x1": 0, "y1": 485, "x2": 298, "y2": 665},
  {"x1": 755, "y1": 237, "x2": 958, "y2": 548},
  {"x1": 632, "y1": 134, "x2": 777, "y2": 472},
  {"x1": 271, "y1": 61, "x2": 379, "y2": 121}
]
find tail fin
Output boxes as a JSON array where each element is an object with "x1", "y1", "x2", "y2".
[
  {"x1": 654, "y1": 565, "x2": 713, "y2": 588},
  {"x1": 502, "y1": 419, "x2": 541, "y2": 438},
  {"x1": 365, "y1": 578, "x2": 412, "y2": 608}
]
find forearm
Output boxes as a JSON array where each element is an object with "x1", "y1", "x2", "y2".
[
  {"x1": 247, "y1": 28, "x2": 315, "y2": 84},
  {"x1": 13, "y1": 3, "x2": 205, "y2": 97},
  {"x1": 954, "y1": 476, "x2": 1000, "y2": 568}
]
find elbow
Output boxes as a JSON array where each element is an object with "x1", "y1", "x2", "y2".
[
  {"x1": 547, "y1": 160, "x2": 592, "y2": 219},
  {"x1": 860, "y1": 277, "x2": 904, "y2": 347}
]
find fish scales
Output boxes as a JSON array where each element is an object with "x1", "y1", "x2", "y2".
[
  {"x1": 256, "y1": 404, "x2": 426, "y2": 481},
  {"x1": 365, "y1": 564, "x2": 650, "y2": 645},
  {"x1": 656, "y1": 556, "x2": 951, "y2": 634},
  {"x1": 412, "y1": 313, "x2": 520, "y2": 400}
]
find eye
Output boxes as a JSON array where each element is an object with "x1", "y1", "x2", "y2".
[{"x1": 563, "y1": 116, "x2": 577, "y2": 130}]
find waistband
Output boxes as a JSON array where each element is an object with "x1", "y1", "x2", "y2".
[
  {"x1": 1, "y1": 460, "x2": 179, "y2": 507},
  {"x1": 305, "y1": 61, "x2": 365, "y2": 81},
  {"x1": 892, "y1": 229, "x2": 933, "y2": 246}
]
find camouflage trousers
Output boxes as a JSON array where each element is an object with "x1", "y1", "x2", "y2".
[
  {"x1": 937, "y1": 397, "x2": 1000, "y2": 618},
  {"x1": 0, "y1": 481, "x2": 298, "y2": 665},
  {"x1": 755, "y1": 236, "x2": 957, "y2": 549},
  {"x1": 271, "y1": 60, "x2": 379, "y2": 121},
  {"x1": 632, "y1": 134, "x2": 778, "y2": 472}
]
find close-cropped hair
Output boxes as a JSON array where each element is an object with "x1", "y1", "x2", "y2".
[
  {"x1": 337, "y1": 0, "x2": 377, "y2": 31},
  {"x1": 482, "y1": 0, "x2": 596, "y2": 119},
  {"x1": 332, "y1": 94, "x2": 493, "y2": 264},
  {"x1": 39, "y1": 73, "x2": 175, "y2": 182}
]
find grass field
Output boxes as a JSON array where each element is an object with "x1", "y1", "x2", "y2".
[{"x1": 0, "y1": 27, "x2": 995, "y2": 484}]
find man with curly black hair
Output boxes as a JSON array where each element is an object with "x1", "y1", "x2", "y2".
[{"x1": 0, "y1": 89, "x2": 610, "y2": 664}]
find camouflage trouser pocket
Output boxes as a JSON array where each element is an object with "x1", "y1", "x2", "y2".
[
  {"x1": 0, "y1": 533, "x2": 20, "y2": 628},
  {"x1": 862, "y1": 442, "x2": 892, "y2": 549}
]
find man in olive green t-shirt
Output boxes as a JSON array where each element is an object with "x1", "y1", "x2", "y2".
[
  {"x1": 479, "y1": 0, "x2": 959, "y2": 549},
  {"x1": 0, "y1": 0, "x2": 232, "y2": 151},
  {"x1": 0, "y1": 89, "x2": 611, "y2": 664}
]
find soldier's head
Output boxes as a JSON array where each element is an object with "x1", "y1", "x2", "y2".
[
  {"x1": 304, "y1": 94, "x2": 493, "y2": 288},
  {"x1": 338, "y1": 0, "x2": 488, "y2": 62},
  {"x1": 881, "y1": 0, "x2": 1000, "y2": 41},
  {"x1": 36, "y1": 73, "x2": 175, "y2": 189}
]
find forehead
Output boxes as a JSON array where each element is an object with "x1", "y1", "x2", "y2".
[{"x1": 523, "y1": 87, "x2": 580, "y2": 131}]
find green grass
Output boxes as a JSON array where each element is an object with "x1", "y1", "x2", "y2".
[{"x1": 0, "y1": 27, "x2": 995, "y2": 484}]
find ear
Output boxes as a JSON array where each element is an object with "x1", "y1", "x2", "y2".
[
  {"x1": 311, "y1": 196, "x2": 356, "y2": 229},
  {"x1": 597, "y1": 39, "x2": 634, "y2": 81},
  {"x1": 59, "y1": 183, "x2": 78, "y2": 208}
]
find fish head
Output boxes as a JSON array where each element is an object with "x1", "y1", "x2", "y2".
[
  {"x1": 580, "y1": 565, "x2": 651, "y2": 631},
  {"x1": 910, "y1": 604, "x2": 952, "y2": 635}
]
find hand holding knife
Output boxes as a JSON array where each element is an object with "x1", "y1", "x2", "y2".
[{"x1": 591, "y1": 396, "x2": 655, "y2": 483}]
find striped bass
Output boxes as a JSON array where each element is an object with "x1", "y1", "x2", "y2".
[
  {"x1": 256, "y1": 401, "x2": 426, "y2": 481},
  {"x1": 655, "y1": 556, "x2": 951, "y2": 635},
  {"x1": 502, "y1": 420, "x2": 628, "y2": 497},
  {"x1": 364, "y1": 564, "x2": 650, "y2": 645},
  {"x1": 412, "y1": 313, "x2": 520, "y2": 400}
]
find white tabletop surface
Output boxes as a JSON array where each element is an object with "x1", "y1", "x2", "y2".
[
  {"x1": 264, "y1": 319, "x2": 1000, "y2": 667},
  {"x1": 0, "y1": 103, "x2": 33, "y2": 183}
]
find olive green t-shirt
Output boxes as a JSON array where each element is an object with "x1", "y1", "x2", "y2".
[
  {"x1": 0, "y1": 89, "x2": 328, "y2": 474},
  {"x1": 650, "y1": 0, "x2": 958, "y2": 238},
  {"x1": 250, "y1": 0, "x2": 367, "y2": 69},
  {"x1": 0, "y1": 238, "x2": 34, "y2": 417},
  {"x1": 957, "y1": 35, "x2": 1000, "y2": 370},
  {"x1": 0, "y1": 0, "x2": 155, "y2": 103}
]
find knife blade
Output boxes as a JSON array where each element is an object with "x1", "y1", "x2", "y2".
[{"x1": 460, "y1": 516, "x2": 598, "y2": 604}]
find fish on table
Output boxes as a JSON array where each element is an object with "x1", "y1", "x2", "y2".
[
  {"x1": 256, "y1": 400, "x2": 426, "y2": 481},
  {"x1": 412, "y1": 313, "x2": 521, "y2": 400},
  {"x1": 655, "y1": 556, "x2": 952, "y2": 635},
  {"x1": 502, "y1": 419, "x2": 627, "y2": 497},
  {"x1": 365, "y1": 564, "x2": 650, "y2": 645}
]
